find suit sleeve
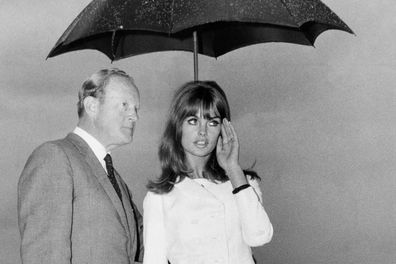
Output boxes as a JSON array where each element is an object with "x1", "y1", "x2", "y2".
[
  {"x1": 234, "y1": 177, "x2": 273, "y2": 247},
  {"x1": 18, "y1": 143, "x2": 73, "y2": 264},
  {"x1": 142, "y1": 192, "x2": 168, "y2": 264}
]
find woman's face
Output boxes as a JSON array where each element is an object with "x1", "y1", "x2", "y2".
[{"x1": 181, "y1": 108, "x2": 222, "y2": 162}]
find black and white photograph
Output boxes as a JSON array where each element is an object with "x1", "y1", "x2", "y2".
[{"x1": 1, "y1": 0, "x2": 395, "y2": 263}]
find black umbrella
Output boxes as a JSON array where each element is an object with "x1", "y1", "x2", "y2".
[{"x1": 48, "y1": 0, "x2": 353, "y2": 80}]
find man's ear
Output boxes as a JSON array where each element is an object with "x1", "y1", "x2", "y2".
[{"x1": 83, "y1": 96, "x2": 99, "y2": 117}]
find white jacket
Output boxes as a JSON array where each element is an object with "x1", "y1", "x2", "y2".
[{"x1": 143, "y1": 177, "x2": 273, "y2": 264}]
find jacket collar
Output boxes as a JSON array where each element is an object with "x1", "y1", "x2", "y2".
[{"x1": 175, "y1": 176, "x2": 226, "y2": 203}]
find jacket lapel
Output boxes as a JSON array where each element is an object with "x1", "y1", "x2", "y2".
[
  {"x1": 117, "y1": 174, "x2": 135, "y2": 253},
  {"x1": 65, "y1": 133, "x2": 130, "y2": 233}
]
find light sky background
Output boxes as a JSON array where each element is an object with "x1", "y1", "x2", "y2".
[{"x1": 1, "y1": 1, "x2": 396, "y2": 263}]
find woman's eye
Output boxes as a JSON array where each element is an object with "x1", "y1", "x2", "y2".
[
  {"x1": 187, "y1": 118, "x2": 198, "y2": 125},
  {"x1": 209, "y1": 119, "x2": 220, "y2": 126}
]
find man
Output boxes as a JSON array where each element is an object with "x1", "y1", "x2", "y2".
[{"x1": 18, "y1": 68, "x2": 143, "y2": 264}]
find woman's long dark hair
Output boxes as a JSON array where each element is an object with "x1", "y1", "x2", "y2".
[{"x1": 147, "y1": 81, "x2": 258, "y2": 194}]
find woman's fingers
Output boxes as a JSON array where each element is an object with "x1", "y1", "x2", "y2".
[
  {"x1": 225, "y1": 119, "x2": 233, "y2": 139},
  {"x1": 228, "y1": 121, "x2": 238, "y2": 145},
  {"x1": 221, "y1": 119, "x2": 229, "y2": 144},
  {"x1": 217, "y1": 119, "x2": 241, "y2": 171},
  {"x1": 222, "y1": 118, "x2": 233, "y2": 143},
  {"x1": 222, "y1": 118, "x2": 238, "y2": 146},
  {"x1": 216, "y1": 135, "x2": 223, "y2": 150}
]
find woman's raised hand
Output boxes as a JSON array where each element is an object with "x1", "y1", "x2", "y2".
[
  {"x1": 216, "y1": 118, "x2": 238, "y2": 170},
  {"x1": 216, "y1": 119, "x2": 248, "y2": 187}
]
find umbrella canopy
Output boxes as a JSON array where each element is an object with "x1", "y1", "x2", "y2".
[{"x1": 48, "y1": 0, "x2": 353, "y2": 79}]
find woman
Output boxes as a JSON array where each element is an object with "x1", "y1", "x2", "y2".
[{"x1": 143, "y1": 81, "x2": 273, "y2": 264}]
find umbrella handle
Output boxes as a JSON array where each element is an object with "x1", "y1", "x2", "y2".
[{"x1": 193, "y1": 31, "x2": 198, "y2": 81}]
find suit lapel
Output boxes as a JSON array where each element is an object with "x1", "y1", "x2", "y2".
[
  {"x1": 65, "y1": 133, "x2": 130, "y2": 233},
  {"x1": 116, "y1": 173, "x2": 135, "y2": 253}
]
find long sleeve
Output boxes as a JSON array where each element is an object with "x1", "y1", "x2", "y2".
[
  {"x1": 18, "y1": 143, "x2": 73, "y2": 264},
  {"x1": 234, "y1": 177, "x2": 273, "y2": 246},
  {"x1": 143, "y1": 192, "x2": 168, "y2": 264}
]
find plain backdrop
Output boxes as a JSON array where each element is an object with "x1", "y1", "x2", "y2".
[{"x1": 1, "y1": 0, "x2": 396, "y2": 263}]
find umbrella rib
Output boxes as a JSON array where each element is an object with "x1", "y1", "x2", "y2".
[
  {"x1": 278, "y1": 0, "x2": 299, "y2": 26},
  {"x1": 279, "y1": 0, "x2": 315, "y2": 45},
  {"x1": 111, "y1": 30, "x2": 117, "y2": 61},
  {"x1": 170, "y1": 0, "x2": 176, "y2": 33}
]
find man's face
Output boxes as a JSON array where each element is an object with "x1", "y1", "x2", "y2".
[{"x1": 94, "y1": 76, "x2": 140, "y2": 151}]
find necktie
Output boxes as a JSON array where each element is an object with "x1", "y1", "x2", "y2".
[{"x1": 104, "y1": 154, "x2": 122, "y2": 201}]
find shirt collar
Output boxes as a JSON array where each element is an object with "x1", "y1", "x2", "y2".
[{"x1": 73, "y1": 127, "x2": 108, "y2": 170}]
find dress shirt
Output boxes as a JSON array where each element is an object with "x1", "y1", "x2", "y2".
[{"x1": 73, "y1": 127, "x2": 108, "y2": 173}]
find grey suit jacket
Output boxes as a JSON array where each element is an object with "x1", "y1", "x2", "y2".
[{"x1": 18, "y1": 133, "x2": 143, "y2": 264}]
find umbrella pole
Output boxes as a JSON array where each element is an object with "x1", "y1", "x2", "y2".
[{"x1": 193, "y1": 31, "x2": 198, "y2": 81}]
